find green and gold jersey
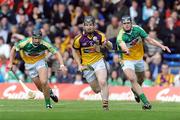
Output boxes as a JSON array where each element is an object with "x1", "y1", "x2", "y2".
[
  {"x1": 15, "y1": 37, "x2": 57, "y2": 64},
  {"x1": 116, "y1": 25, "x2": 148, "y2": 60}
]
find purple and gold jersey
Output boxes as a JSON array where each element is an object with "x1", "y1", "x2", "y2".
[{"x1": 73, "y1": 30, "x2": 106, "y2": 65}]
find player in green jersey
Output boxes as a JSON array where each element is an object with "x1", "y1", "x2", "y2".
[
  {"x1": 8, "y1": 30, "x2": 67, "y2": 108},
  {"x1": 116, "y1": 16, "x2": 171, "y2": 110}
]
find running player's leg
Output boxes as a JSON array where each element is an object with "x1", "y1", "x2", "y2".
[
  {"x1": 123, "y1": 69, "x2": 143, "y2": 96},
  {"x1": 135, "y1": 71, "x2": 151, "y2": 109},
  {"x1": 135, "y1": 60, "x2": 146, "y2": 86},
  {"x1": 122, "y1": 61, "x2": 140, "y2": 102},
  {"x1": 34, "y1": 60, "x2": 53, "y2": 108},
  {"x1": 93, "y1": 59, "x2": 109, "y2": 110},
  {"x1": 134, "y1": 60, "x2": 151, "y2": 109},
  {"x1": 96, "y1": 69, "x2": 108, "y2": 100},
  {"x1": 88, "y1": 74, "x2": 109, "y2": 110},
  {"x1": 95, "y1": 68, "x2": 109, "y2": 110},
  {"x1": 124, "y1": 69, "x2": 151, "y2": 109},
  {"x1": 32, "y1": 77, "x2": 42, "y2": 91},
  {"x1": 131, "y1": 72, "x2": 144, "y2": 103},
  {"x1": 131, "y1": 60, "x2": 145, "y2": 103},
  {"x1": 38, "y1": 66, "x2": 52, "y2": 108},
  {"x1": 32, "y1": 77, "x2": 58, "y2": 102},
  {"x1": 89, "y1": 80, "x2": 101, "y2": 93},
  {"x1": 122, "y1": 61, "x2": 151, "y2": 109},
  {"x1": 83, "y1": 68, "x2": 101, "y2": 93},
  {"x1": 136, "y1": 72, "x2": 144, "y2": 86},
  {"x1": 25, "y1": 62, "x2": 52, "y2": 108},
  {"x1": 83, "y1": 64, "x2": 108, "y2": 110}
]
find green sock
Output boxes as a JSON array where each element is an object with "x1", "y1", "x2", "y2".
[
  {"x1": 45, "y1": 98, "x2": 51, "y2": 106},
  {"x1": 139, "y1": 93, "x2": 149, "y2": 104}
]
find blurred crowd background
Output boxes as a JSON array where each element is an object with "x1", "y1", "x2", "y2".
[{"x1": 0, "y1": 0, "x2": 179, "y2": 87}]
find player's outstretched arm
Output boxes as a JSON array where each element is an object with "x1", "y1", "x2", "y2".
[
  {"x1": 12, "y1": 33, "x2": 25, "y2": 40},
  {"x1": 54, "y1": 52, "x2": 67, "y2": 72},
  {"x1": 44, "y1": 40, "x2": 67, "y2": 71},
  {"x1": 145, "y1": 37, "x2": 171, "y2": 53},
  {"x1": 8, "y1": 46, "x2": 16, "y2": 70},
  {"x1": 119, "y1": 41, "x2": 130, "y2": 55}
]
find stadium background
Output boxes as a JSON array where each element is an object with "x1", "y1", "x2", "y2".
[{"x1": 0, "y1": 0, "x2": 179, "y2": 98}]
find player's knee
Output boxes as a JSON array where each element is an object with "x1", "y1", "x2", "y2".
[
  {"x1": 129, "y1": 78, "x2": 137, "y2": 83},
  {"x1": 98, "y1": 80, "x2": 107, "y2": 87},
  {"x1": 93, "y1": 87, "x2": 101, "y2": 93},
  {"x1": 127, "y1": 75, "x2": 137, "y2": 83},
  {"x1": 41, "y1": 80, "x2": 48, "y2": 87}
]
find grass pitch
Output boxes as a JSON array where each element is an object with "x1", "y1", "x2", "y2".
[{"x1": 0, "y1": 100, "x2": 180, "y2": 120}]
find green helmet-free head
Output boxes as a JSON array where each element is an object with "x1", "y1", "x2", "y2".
[
  {"x1": 121, "y1": 15, "x2": 132, "y2": 32},
  {"x1": 83, "y1": 16, "x2": 96, "y2": 34},
  {"x1": 32, "y1": 30, "x2": 42, "y2": 47}
]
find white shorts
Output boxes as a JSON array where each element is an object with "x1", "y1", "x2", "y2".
[
  {"x1": 25, "y1": 59, "x2": 47, "y2": 78},
  {"x1": 121, "y1": 59, "x2": 145, "y2": 72},
  {"x1": 83, "y1": 59, "x2": 109, "y2": 83}
]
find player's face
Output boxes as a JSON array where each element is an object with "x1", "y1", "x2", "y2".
[
  {"x1": 83, "y1": 22, "x2": 95, "y2": 33},
  {"x1": 32, "y1": 37, "x2": 41, "y2": 46},
  {"x1": 122, "y1": 21, "x2": 132, "y2": 31},
  {"x1": 161, "y1": 64, "x2": 169, "y2": 74}
]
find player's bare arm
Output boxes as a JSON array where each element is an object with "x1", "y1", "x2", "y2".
[
  {"x1": 119, "y1": 41, "x2": 130, "y2": 54},
  {"x1": 145, "y1": 36, "x2": 171, "y2": 53},
  {"x1": 72, "y1": 48, "x2": 85, "y2": 71},
  {"x1": 12, "y1": 33, "x2": 25, "y2": 40},
  {"x1": 8, "y1": 46, "x2": 16, "y2": 69},
  {"x1": 54, "y1": 51, "x2": 67, "y2": 72}
]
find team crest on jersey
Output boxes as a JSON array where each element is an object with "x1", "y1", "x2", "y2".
[
  {"x1": 130, "y1": 38, "x2": 138, "y2": 45},
  {"x1": 81, "y1": 41, "x2": 94, "y2": 47},
  {"x1": 82, "y1": 42, "x2": 87, "y2": 46},
  {"x1": 129, "y1": 36, "x2": 141, "y2": 46}
]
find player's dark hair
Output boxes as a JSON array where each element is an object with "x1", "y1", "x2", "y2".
[
  {"x1": 83, "y1": 16, "x2": 95, "y2": 24},
  {"x1": 121, "y1": 15, "x2": 132, "y2": 23},
  {"x1": 32, "y1": 30, "x2": 42, "y2": 38}
]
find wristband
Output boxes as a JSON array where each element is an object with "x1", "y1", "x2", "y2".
[{"x1": 60, "y1": 64, "x2": 64, "y2": 67}]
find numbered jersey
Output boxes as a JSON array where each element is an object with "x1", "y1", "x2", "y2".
[
  {"x1": 73, "y1": 30, "x2": 106, "y2": 65},
  {"x1": 116, "y1": 25, "x2": 148, "y2": 60},
  {"x1": 15, "y1": 37, "x2": 57, "y2": 64}
]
